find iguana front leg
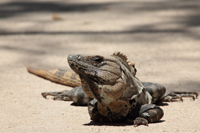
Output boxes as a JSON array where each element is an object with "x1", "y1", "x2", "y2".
[
  {"x1": 127, "y1": 102, "x2": 164, "y2": 126},
  {"x1": 132, "y1": 105, "x2": 164, "y2": 127}
]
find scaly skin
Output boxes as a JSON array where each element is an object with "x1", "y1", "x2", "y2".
[
  {"x1": 27, "y1": 68, "x2": 198, "y2": 104},
  {"x1": 67, "y1": 53, "x2": 142, "y2": 120},
  {"x1": 27, "y1": 67, "x2": 81, "y2": 87},
  {"x1": 27, "y1": 52, "x2": 198, "y2": 126},
  {"x1": 66, "y1": 53, "x2": 163, "y2": 124}
]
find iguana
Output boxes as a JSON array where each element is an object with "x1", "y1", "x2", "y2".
[{"x1": 27, "y1": 52, "x2": 198, "y2": 126}]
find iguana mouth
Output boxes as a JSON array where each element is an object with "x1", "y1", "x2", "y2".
[{"x1": 68, "y1": 54, "x2": 97, "y2": 75}]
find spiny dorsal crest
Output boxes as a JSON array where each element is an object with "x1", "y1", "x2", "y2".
[
  {"x1": 112, "y1": 52, "x2": 137, "y2": 76},
  {"x1": 112, "y1": 52, "x2": 128, "y2": 62},
  {"x1": 112, "y1": 52, "x2": 131, "y2": 71}
]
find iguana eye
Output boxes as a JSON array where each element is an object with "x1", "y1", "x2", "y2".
[{"x1": 92, "y1": 56, "x2": 104, "y2": 63}]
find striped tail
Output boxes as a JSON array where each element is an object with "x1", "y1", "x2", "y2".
[{"x1": 27, "y1": 66, "x2": 81, "y2": 87}]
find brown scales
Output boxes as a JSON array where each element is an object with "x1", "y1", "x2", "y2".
[
  {"x1": 27, "y1": 52, "x2": 198, "y2": 126},
  {"x1": 27, "y1": 66, "x2": 81, "y2": 87}
]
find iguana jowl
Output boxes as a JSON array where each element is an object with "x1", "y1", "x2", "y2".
[{"x1": 27, "y1": 52, "x2": 198, "y2": 126}]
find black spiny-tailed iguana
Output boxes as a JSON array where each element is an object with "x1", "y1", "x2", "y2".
[{"x1": 27, "y1": 52, "x2": 198, "y2": 126}]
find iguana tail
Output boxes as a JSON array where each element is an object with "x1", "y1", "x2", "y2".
[{"x1": 27, "y1": 66, "x2": 81, "y2": 87}]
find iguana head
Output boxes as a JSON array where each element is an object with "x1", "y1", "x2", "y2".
[
  {"x1": 68, "y1": 52, "x2": 138, "y2": 99},
  {"x1": 67, "y1": 52, "x2": 145, "y2": 120},
  {"x1": 68, "y1": 54, "x2": 122, "y2": 85},
  {"x1": 68, "y1": 52, "x2": 136, "y2": 83}
]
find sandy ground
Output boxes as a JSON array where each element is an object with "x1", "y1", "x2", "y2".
[{"x1": 0, "y1": 0, "x2": 200, "y2": 132}]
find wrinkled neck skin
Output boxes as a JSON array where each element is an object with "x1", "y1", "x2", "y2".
[{"x1": 68, "y1": 54, "x2": 151, "y2": 118}]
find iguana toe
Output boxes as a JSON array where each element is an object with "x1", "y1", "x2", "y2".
[
  {"x1": 162, "y1": 91, "x2": 198, "y2": 102},
  {"x1": 41, "y1": 92, "x2": 47, "y2": 99}
]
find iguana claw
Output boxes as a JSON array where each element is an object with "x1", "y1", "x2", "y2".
[
  {"x1": 162, "y1": 91, "x2": 198, "y2": 102},
  {"x1": 41, "y1": 91, "x2": 69, "y2": 101},
  {"x1": 41, "y1": 92, "x2": 47, "y2": 99},
  {"x1": 133, "y1": 117, "x2": 148, "y2": 127}
]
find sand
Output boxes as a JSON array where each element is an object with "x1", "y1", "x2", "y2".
[{"x1": 0, "y1": 0, "x2": 200, "y2": 132}]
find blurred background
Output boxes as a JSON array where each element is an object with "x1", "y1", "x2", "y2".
[{"x1": 1, "y1": 0, "x2": 200, "y2": 90}]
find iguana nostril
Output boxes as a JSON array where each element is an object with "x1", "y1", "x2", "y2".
[{"x1": 68, "y1": 54, "x2": 81, "y2": 61}]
